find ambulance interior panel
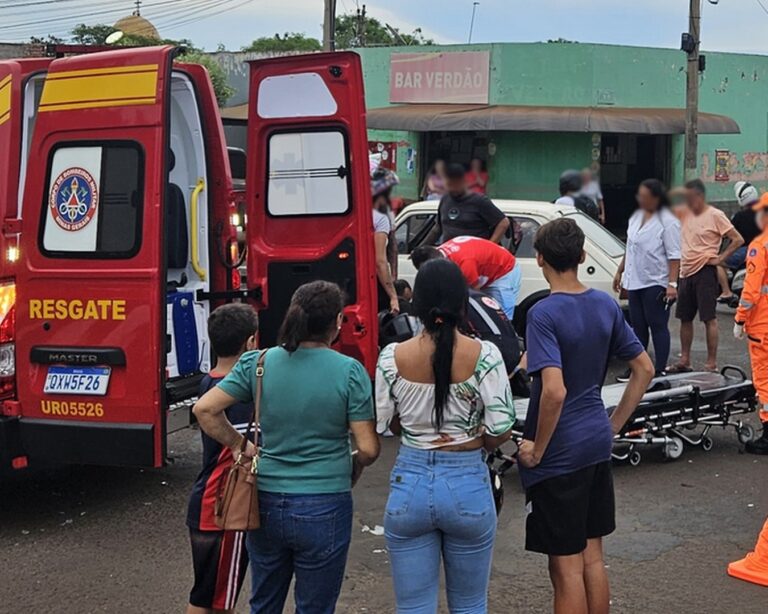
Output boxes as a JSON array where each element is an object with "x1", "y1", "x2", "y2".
[{"x1": 165, "y1": 71, "x2": 210, "y2": 380}]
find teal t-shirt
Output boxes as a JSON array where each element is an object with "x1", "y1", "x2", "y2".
[{"x1": 217, "y1": 347, "x2": 374, "y2": 494}]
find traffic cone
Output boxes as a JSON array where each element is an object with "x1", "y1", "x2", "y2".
[{"x1": 728, "y1": 518, "x2": 768, "y2": 587}]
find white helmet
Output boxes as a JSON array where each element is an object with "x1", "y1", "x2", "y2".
[{"x1": 735, "y1": 181, "x2": 759, "y2": 207}]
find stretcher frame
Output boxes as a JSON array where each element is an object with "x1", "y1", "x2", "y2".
[{"x1": 489, "y1": 365, "x2": 757, "y2": 475}]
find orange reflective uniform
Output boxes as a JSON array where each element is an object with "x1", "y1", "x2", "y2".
[{"x1": 736, "y1": 230, "x2": 768, "y2": 423}]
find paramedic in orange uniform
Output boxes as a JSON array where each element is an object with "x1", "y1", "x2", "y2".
[{"x1": 734, "y1": 192, "x2": 768, "y2": 454}]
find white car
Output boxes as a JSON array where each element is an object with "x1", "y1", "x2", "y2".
[{"x1": 394, "y1": 199, "x2": 625, "y2": 333}]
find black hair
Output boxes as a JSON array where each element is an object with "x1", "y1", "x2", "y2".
[
  {"x1": 534, "y1": 218, "x2": 585, "y2": 273},
  {"x1": 412, "y1": 259, "x2": 469, "y2": 430},
  {"x1": 394, "y1": 279, "x2": 411, "y2": 297},
  {"x1": 639, "y1": 178, "x2": 670, "y2": 209},
  {"x1": 685, "y1": 178, "x2": 706, "y2": 196},
  {"x1": 445, "y1": 163, "x2": 466, "y2": 180},
  {"x1": 410, "y1": 245, "x2": 442, "y2": 269},
  {"x1": 278, "y1": 281, "x2": 343, "y2": 352},
  {"x1": 207, "y1": 303, "x2": 259, "y2": 358}
]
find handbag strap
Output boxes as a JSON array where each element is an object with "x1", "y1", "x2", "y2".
[{"x1": 240, "y1": 349, "x2": 269, "y2": 454}]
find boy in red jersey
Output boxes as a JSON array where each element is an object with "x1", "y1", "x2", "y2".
[{"x1": 186, "y1": 304, "x2": 258, "y2": 614}]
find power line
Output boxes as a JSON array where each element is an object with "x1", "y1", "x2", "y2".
[{"x1": 756, "y1": 0, "x2": 768, "y2": 16}]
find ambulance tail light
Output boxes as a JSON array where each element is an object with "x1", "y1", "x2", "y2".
[{"x1": 0, "y1": 283, "x2": 16, "y2": 400}]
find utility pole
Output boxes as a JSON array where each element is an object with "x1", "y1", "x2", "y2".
[
  {"x1": 323, "y1": 0, "x2": 337, "y2": 51},
  {"x1": 684, "y1": 0, "x2": 702, "y2": 181},
  {"x1": 468, "y1": 2, "x2": 480, "y2": 44},
  {"x1": 357, "y1": 4, "x2": 367, "y2": 47}
]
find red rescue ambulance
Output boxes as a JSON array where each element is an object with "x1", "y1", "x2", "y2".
[{"x1": 0, "y1": 47, "x2": 377, "y2": 470}]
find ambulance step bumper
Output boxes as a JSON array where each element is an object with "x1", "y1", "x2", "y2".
[{"x1": 19, "y1": 418, "x2": 155, "y2": 467}]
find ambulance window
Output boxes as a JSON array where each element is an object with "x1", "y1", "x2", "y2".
[
  {"x1": 267, "y1": 130, "x2": 350, "y2": 216},
  {"x1": 40, "y1": 143, "x2": 143, "y2": 258}
]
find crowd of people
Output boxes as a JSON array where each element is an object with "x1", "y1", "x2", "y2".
[{"x1": 180, "y1": 159, "x2": 768, "y2": 614}]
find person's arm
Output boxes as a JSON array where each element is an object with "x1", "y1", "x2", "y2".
[
  {"x1": 598, "y1": 198, "x2": 606, "y2": 225},
  {"x1": 375, "y1": 232, "x2": 399, "y2": 313},
  {"x1": 609, "y1": 352, "x2": 655, "y2": 433},
  {"x1": 489, "y1": 217, "x2": 510, "y2": 244},
  {"x1": 666, "y1": 259, "x2": 680, "y2": 301},
  {"x1": 613, "y1": 254, "x2": 626, "y2": 294},
  {"x1": 714, "y1": 227, "x2": 745, "y2": 265},
  {"x1": 422, "y1": 204, "x2": 443, "y2": 245},
  {"x1": 662, "y1": 214, "x2": 681, "y2": 300},
  {"x1": 349, "y1": 421, "x2": 380, "y2": 486},
  {"x1": 458, "y1": 258, "x2": 481, "y2": 289},
  {"x1": 375, "y1": 346, "x2": 397, "y2": 435},
  {"x1": 193, "y1": 386, "x2": 256, "y2": 457},
  {"x1": 477, "y1": 343, "x2": 515, "y2": 451},
  {"x1": 524, "y1": 366, "x2": 566, "y2": 464}
]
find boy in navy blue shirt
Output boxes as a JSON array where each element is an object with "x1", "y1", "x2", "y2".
[
  {"x1": 186, "y1": 303, "x2": 258, "y2": 614},
  {"x1": 518, "y1": 218, "x2": 653, "y2": 614}
]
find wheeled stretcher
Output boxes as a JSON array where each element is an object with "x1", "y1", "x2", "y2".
[{"x1": 490, "y1": 366, "x2": 757, "y2": 475}]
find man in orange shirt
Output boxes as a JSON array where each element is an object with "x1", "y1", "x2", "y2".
[
  {"x1": 411, "y1": 236, "x2": 521, "y2": 319},
  {"x1": 734, "y1": 193, "x2": 768, "y2": 454},
  {"x1": 672, "y1": 179, "x2": 744, "y2": 372}
]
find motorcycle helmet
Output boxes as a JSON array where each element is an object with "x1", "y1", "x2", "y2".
[
  {"x1": 735, "y1": 181, "x2": 759, "y2": 208},
  {"x1": 378, "y1": 311, "x2": 414, "y2": 347},
  {"x1": 371, "y1": 167, "x2": 400, "y2": 198},
  {"x1": 559, "y1": 169, "x2": 582, "y2": 196}
]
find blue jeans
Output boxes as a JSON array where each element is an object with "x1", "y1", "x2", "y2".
[
  {"x1": 485, "y1": 262, "x2": 521, "y2": 320},
  {"x1": 628, "y1": 285, "x2": 671, "y2": 372},
  {"x1": 246, "y1": 491, "x2": 352, "y2": 614},
  {"x1": 384, "y1": 446, "x2": 497, "y2": 613},
  {"x1": 724, "y1": 245, "x2": 747, "y2": 270}
]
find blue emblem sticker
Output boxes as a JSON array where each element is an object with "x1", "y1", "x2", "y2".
[
  {"x1": 49, "y1": 167, "x2": 98, "y2": 232},
  {"x1": 749, "y1": 248, "x2": 758, "y2": 258}
]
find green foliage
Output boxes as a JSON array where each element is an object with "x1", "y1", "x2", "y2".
[
  {"x1": 334, "y1": 12, "x2": 433, "y2": 48},
  {"x1": 242, "y1": 32, "x2": 322, "y2": 53},
  {"x1": 71, "y1": 23, "x2": 115, "y2": 45},
  {"x1": 176, "y1": 49, "x2": 235, "y2": 106}
]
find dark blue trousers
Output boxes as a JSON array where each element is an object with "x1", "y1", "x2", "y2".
[{"x1": 628, "y1": 285, "x2": 671, "y2": 373}]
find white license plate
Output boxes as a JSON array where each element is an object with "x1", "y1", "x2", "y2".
[{"x1": 44, "y1": 366, "x2": 111, "y2": 396}]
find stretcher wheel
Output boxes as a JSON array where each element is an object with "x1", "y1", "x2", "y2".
[
  {"x1": 701, "y1": 436, "x2": 714, "y2": 451},
  {"x1": 629, "y1": 450, "x2": 642, "y2": 466},
  {"x1": 664, "y1": 437, "x2": 684, "y2": 460},
  {"x1": 738, "y1": 424, "x2": 756, "y2": 444}
]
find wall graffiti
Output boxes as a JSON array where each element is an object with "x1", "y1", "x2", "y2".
[{"x1": 701, "y1": 151, "x2": 768, "y2": 183}]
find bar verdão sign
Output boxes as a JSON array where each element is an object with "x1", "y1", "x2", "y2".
[{"x1": 389, "y1": 51, "x2": 490, "y2": 104}]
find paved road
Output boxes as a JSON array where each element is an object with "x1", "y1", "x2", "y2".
[{"x1": 1, "y1": 312, "x2": 767, "y2": 613}]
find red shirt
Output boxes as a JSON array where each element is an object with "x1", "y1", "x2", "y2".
[
  {"x1": 439, "y1": 236, "x2": 515, "y2": 288},
  {"x1": 466, "y1": 170, "x2": 489, "y2": 194}
]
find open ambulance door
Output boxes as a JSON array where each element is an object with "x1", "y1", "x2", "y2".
[
  {"x1": 245, "y1": 52, "x2": 378, "y2": 374},
  {"x1": 15, "y1": 47, "x2": 186, "y2": 467}
]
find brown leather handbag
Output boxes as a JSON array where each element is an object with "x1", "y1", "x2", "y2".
[{"x1": 214, "y1": 349, "x2": 268, "y2": 531}]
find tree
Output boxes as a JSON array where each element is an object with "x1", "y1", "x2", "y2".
[
  {"x1": 242, "y1": 32, "x2": 321, "y2": 53},
  {"x1": 334, "y1": 12, "x2": 433, "y2": 48},
  {"x1": 71, "y1": 23, "x2": 115, "y2": 45},
  {"x1": 176, "y1": 49, "x2": 234, "y2": 107}
]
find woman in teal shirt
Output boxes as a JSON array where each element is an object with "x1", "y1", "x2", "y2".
[{"x1": 194, "y1": 281, "x2": 380, "y2": 614}]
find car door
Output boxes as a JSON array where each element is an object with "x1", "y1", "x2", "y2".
[
  {"x1": 245, "y1": 52, "x2": 377, "y2": 374},
  {"x1": 16, "y1": 46, "x2": 175, "y2": 467},
  {"x1": 395, "y1": 210, "x2": 436, "y2": 287}
]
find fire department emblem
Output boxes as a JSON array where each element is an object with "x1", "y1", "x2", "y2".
[{"x1": 49, "y1": 167, "x2": 98, "y2": 232}]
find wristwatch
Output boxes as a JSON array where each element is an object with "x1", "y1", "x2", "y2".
[{"x1": 668, "y1": 281, "x2": 678, "y2": 289}]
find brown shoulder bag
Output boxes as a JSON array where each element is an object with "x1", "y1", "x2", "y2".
[{"x1": 214, "y1": 349, "x2": 268, "y2": 530}]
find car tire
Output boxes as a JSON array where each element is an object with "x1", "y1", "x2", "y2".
[{"x1": 513, "y1": 290, "x2": 550, "y2": 338}]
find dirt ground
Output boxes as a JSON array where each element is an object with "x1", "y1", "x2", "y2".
[{"x1": 1, "y1": 311, "x2": 767, "y2": 613}]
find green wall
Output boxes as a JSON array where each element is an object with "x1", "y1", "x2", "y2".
[{"x1": 358, "y1": 43, "x2": 768, "y2": 206}]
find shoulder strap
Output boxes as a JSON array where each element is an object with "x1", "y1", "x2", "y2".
[{"x1": 240, "y1": 349, "x2": 269, "y2": 453}]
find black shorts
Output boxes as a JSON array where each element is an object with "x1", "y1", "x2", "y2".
[
  {"x1": 525, "y1": 461, "x2": 615, "y2": 556},
  {"x1": 189, "y1": 527, "x2": 249, "y2": 610},
  {"x1": 676, "y1": 265, "x2": 718, "y2": 322}
]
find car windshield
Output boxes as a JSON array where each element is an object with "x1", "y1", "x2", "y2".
[{"x1": 562, "y1": 210, "x2": 625, "y2": 258}]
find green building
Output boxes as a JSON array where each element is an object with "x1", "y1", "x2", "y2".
[{"x1": 358, "y1": 42, "x2": 767, "y2": 228}]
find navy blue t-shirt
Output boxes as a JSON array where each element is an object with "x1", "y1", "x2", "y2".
[{"x1": 520, "y1": 289, "x2": 643, "y2": 489}]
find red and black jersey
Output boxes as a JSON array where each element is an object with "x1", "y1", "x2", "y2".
[{"x1": 186, "y1": 373, "x2": 255, "y2": 531}]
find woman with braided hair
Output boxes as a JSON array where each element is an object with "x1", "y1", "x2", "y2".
[{"x1": 375, "y1": 258, "x2": 515, "y2": 612}]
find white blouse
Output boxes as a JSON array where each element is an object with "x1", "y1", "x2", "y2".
[
  {"x1": 375, "y1": 340, "x2": 515, "y2": 449},
  {"x1": 623, "y1": 208, "x2": 681, "y2": 291}
]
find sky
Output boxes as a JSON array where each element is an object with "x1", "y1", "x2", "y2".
[
  {"x1": 3, "y1": 0, "x2": 768, "y2": 54},
  {"x1": 165, "y1": 0, "x2": 768, "y2": 54}
]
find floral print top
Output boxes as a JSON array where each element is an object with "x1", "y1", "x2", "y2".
[{"x1": 375, "y1": 340, "x2": 515, "y2": 449}]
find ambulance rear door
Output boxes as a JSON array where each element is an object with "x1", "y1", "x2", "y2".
[
  {"x1": 16, "y1": 47, "x2": 174, "y2": 467},
  {"x1": 245, "y1": 52, "x2": 378, "y2": 374}
]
